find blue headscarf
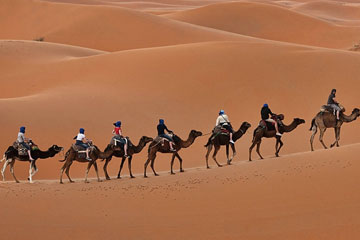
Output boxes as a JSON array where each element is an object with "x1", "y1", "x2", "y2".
[
  {"x1": 113, "y1": 121, "x2": 121, "y2": 127},
  {"x1": 219, "y1": 110, "x2": 225, "y2": 115},
  {"x1": 159, "y1": 119, "x2": 164, "y2": 124},
  {"x1": 20, "y1": 126, "x2": 26, "y2": 133},
  {"x1": 79, "y1": 128, "x2": 85, "y2": 134},
  {"x1": 263, "y1": 103, "x2": 268, "y2": 108}
]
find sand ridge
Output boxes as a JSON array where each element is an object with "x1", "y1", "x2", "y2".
[{"x1": 1, "y1": 0, "x2": 360, "y2": 239}]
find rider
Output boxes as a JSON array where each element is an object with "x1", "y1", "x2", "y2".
[
  {"x1": 74, "y1": 128, "x2": 92, "y2": 161},
  {"x1": 112, "y1": 121, "x2": 128, "y2": 157},
  {"x1": 17, "y1": 126, "x2": 34, "y2": 161},
  {"x1": 157, "y1": 119, "x2": 176, "y2": 152},
  {"x1": 327, "y1": 89, "x2": 340, "y2": 120},
  {"x1": 261, "y1": 104, "x2": 282, "y2": 136},
  {"x1": 216, "y1": 110, "x2": 235, "y2": 144}
]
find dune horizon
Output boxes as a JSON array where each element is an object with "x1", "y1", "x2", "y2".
[{"x1": 1, "y1": 0, "x2": 359, "y2": 239}]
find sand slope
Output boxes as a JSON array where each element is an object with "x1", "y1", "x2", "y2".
[
  {"x1": 165, "y1": 1, "x2": 360, "y2": 49},
  {"x1": 1, "y1": 143, "x2": 360, "y2": 240},
  {"x1": 1, "y1": 40, "x2": 360, "y2": 180},
  {"x1": 1, "y1": 0, "x2": 360, "y2": 239},
  {"x1": 0, "y1": 0, "x2": 245, "y2": 51}
]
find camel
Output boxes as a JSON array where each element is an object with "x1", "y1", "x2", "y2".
[
  {"x1": 102, "y1": 136, "x2": 153, "y2": 180},
  {"x1": 144, "y1": 130, "x2": 202, "y2": 177},
  {"x1": 59, "y1": 144, "x2": 120, "y2": 184},
  {"x1": 205, "y1": 122, "x2": 251, "y2": 168},
  {"x1": 1, "y1": 144, "x2": 63, "y2": 183},
  {"x1": 249, "y1": 117, "x2": 305, "y2": 161},
  {"x1": 310, "y1": 108, "x2": 360, "y2": 151}
]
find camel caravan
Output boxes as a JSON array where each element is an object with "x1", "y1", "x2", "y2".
[{"x1": 1, "y1": 89, "x2": 359, "y2": 184}]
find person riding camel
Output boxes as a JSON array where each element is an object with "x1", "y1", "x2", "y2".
[
  {"x1": 261, "y1": 104, "x2": 282, "y2": 137},
  {"x1": 216, "y1": 110, "x2": 235, "y2": 144},
  {"x1": 157, "y1": 119, "x2": 176, "y2": 152},
  {"x1": 17, "y1": 126, "x2": 34, "y2": 161},
  {"x1": 74, "y1": 128, "x2": 92, "y2": 161},
  {"x1": 112, "y1": 121, "x2": 128, "y2": 157},
  {"x1": 327, "y1": 89, "x2": 341, "y2": 120}
]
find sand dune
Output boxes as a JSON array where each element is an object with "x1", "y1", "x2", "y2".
[
  {"x1": 1, "y1": 0, "x2": 360, "y2": 239},
  {"x1": 292, "y1": 1, "x2": 360, "y2": 26},
  {"x1": 1, "y1": 40, "x2": 360, "y2": 180},
  {"x1": 165, "y1": 1, "x2": 360, "y2": 49},
  {"x1": 1, "y1": 143, "x2": 360, "y2": 239},
  {"x1": 0, "y1": 0, "x2": 245, "y2": 51}
]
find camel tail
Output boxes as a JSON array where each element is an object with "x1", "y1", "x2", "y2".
[{"x1": 309, "y1": 118, "x2": 316, "y2": 131}]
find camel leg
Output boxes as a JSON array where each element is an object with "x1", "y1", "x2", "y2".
[
  {"x1": 205, "y1": 144, "x2": 213, "y2": 169},
  {"x1": 60, "y1": 161, "x2": 67, "y2": 184},
  {"x1": 150, "y1": 158, "x2": 159, "y2": 176},
  {"x1": 175, "y1": 153, "x2": 184, "y2": 173},
  {"x1": 229, "y1": 144, "x2": 236, "y2": 164},
  {"x1": 275, "y1": 138, "x2": 284, "y2": 157},
  {"x1": 9, "y1": 160, "x2": 19, "y2": 183},
  {"x1": 330, "y1": 127, "x2": 341, "y2": 148},
  {"x1": 84, "y1": 162, "x2": 93, "y2": 183},
  {"x1": 310, "y1": 125, "x2": 318, "y2": 151},
  {"x1": 128, "y1": 156, "x2": 135, "y2": 178},
  {"x1": 144, "y1": 158, "x2": 151, "y2": 178},
  {"x1": 28, "y1": 161, "x2": 35, "y2": 183},
  {"x1": 93, "y1": 162, "x2": 101, "y2": 182},
  {"x1": 212, "y1": 145, "x2": 222, "y2": 167},
  {"x1": 256, "y1": 141, "x2": 264, "y2": 160},
  {"x1": 31, "y1": 162, "x2": 39, "y2": 178},
  {"x1": 64, "y1": 161, "x2": 75, "y2": 183},
  {"x1": 170, "y1": 153, "x2": 176, "y2": 175},
  {"x1": 249, "y1": 141, "x2": 257, "y2": 161},
  {"x1": 1, "y1": 159, "x2": 9, "y2": 182},
  {"x1": 103, "y1": 158, "x2": 111, "y2": 180},
  {"x1": 226, "y1": 144, "x2": 230, "y2": 164},
  {"x1": 319, "y1": 128, "x2": 328, "y2": 149},
  {"x1": 336, "y1": 127, "x2": 341, "y2": 147},
  {"x1": 117, "y1": 157, "x2": 126, "y2": 179}
]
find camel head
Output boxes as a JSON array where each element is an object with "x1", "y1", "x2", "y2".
[
  {"x1": 277, "y1": 114, "x2": 285, "y2": 120},
  {"x1": 294, "y1": 118, "x2": 306, "y2": 125},
  {"x1": 352, "y1": 108, "x2": 360, "y2": 117},
  {"x1": 50, "y1": 145, "x2": 64, "y2": 152},
  {"x1": 141, "y1": 136, "x2": 153, "y2": 144},
  {"x1": 190, "y1": 130, "x2": 202, "y2": 138},
  {"x1": 240, "y1": 122, "x2": 252, "y2": 130}
]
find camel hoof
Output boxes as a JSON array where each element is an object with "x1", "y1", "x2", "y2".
[
  {"x1": 117, "y1": 176, "x2": 121, "y2": 179},
  {"x1": 60, "y1": 182, "x2": 63, "y2": 184},
  {"x1": 97, "y1": 180, "x2": 102, "y2": 182},
  {"x1": 85, "y1": 181, "x2": 90, "y2": 184},
  {"x1": 155, "y1": 174, "x2": 159, "y2": 176},
  {"x1": 144, "y1": 175, "x2": 148, "y2": 178},
  {"x1": 171, "y1": 172, "x2": 175, "y2": 175},
  {"x1": 70, "y1": 180, "x2": 75, "y2": 183},
  {"x1": 16, "y1": 181, "x2": 20, "y2": 183},
  {"x1": 218, "y1": 165, "x2": 222, "y2": 167},
  {"x1": 106, "y1": 177, "x2": 111, "y2": 180},
  {"x1": 180, "y1": 169, "x2": 184, "y2": 173},
  {"x1": 130, "y1": 176, "x2": 135, "y2": 179},
  {"x1": 207, "y1": 166, "x2": 210, "y2": 169},
  {"x1": 249, "y1": 160, "x2": 252, "y2": 162}
]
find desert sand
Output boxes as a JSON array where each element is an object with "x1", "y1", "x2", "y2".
[{"x1": 0, "y1": 0, "x2": 359, "y2": 239}]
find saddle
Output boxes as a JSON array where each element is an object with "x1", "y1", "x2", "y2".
[
  {"x1": 13, "y1": 140, "x2": 38, "y2": 156},
  {"x1": 110, "y1": 136, "x2": 133, "y2": 148},
  {"x1": 154, "y1": 133, "x2": 176, "y2": 146},
  {"x1": 72, "y1": 142, "x2": 95, "y2": 158},
  {"x1": 320, "y1": 104, "x2": 345, "y2": 114},
  {"x1": 258, "y1": 114, "x2": 284, "y2": 131}
]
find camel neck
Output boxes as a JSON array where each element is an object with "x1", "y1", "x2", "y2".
[
  {"x1": 341, "y1": 112, "x2": 358, "y2": 123},
  {"x1": 180, "y1": 133, "x2": 196, "y2": 148},
  {"x1": 282, "y1": 121, "x2": 299, "y2": 133},
  {"x1": 134, "y1": 139, "x2": 146, "y2": 153}
]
